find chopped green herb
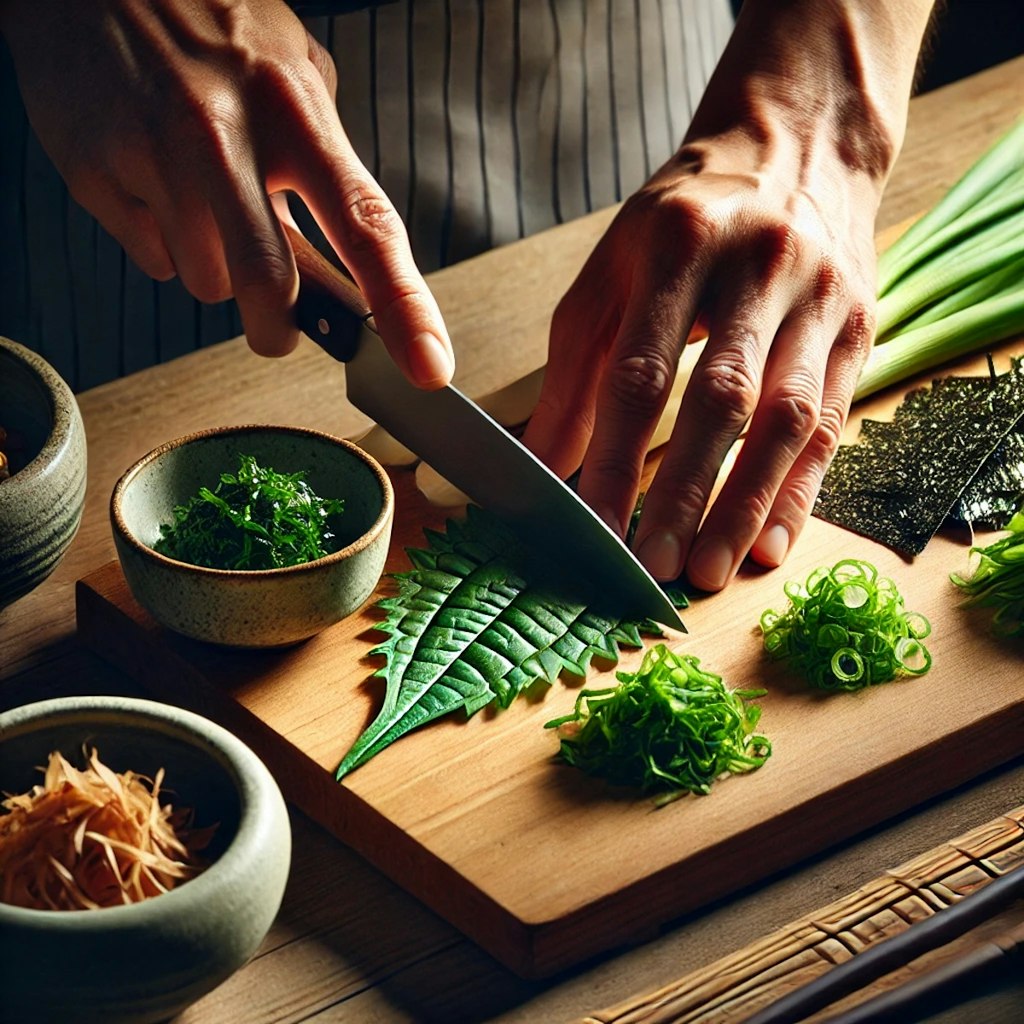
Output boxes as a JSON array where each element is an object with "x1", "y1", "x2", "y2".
[
  {"x1": 155, "y1": 454, "x2": 345, "y2": 570},
  {"x1": 335, "y1": 505, "x2": 685, "y2": 781},
  {"x1": 544, "y1": 643, "x2": 770, "y2": 803},
  {"x1": 760, "y1": 559, "x2": 932, "y2": 691},
  {"x1": 951, "y1": 508, "x2": 1024, "y2": 637}
]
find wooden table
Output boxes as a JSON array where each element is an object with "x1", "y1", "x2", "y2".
[{"x1": 3, "y1": 57, "x2": 1023, "y2": 1023}]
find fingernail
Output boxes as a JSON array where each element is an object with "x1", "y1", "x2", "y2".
[
  {"x1": 755, "y1": 523, "x2": 790, "y2": 567},
  {"x1": 409, "y1": 332, "x2": 454, "y2": 388},
  {"x1": 688, "y1": 537, "x2": 734, "y2": 591},
  {"x1": 637, "y1": 530, "x2": 683, "y2": 581}
]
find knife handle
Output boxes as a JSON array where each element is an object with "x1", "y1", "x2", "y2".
[{"x1": 285, "y1": 223, "x2": 376, "y2": 363}]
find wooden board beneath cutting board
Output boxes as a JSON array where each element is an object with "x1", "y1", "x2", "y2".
[{"x1": 76, "y1": 343, "x2": 1024, "y2": 979}]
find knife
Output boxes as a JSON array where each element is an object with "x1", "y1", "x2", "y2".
[{"x1": 284, "y1": 224, "x2": 684, "y2": 631}]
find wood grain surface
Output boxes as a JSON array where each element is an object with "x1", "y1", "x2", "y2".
[
  {"x1": 3, "y1": 56, "x2": 1023, "y2": 1024},
  {"x1": 579, "y1": 806, "x2": 1024, "y2": 1023},
  {"x1": 77, "y1": 340, "x2": 1024, "y2": 979}
]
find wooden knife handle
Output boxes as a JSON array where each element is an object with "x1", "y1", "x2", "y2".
[{"x1": 284, "y1": 223, "x2": 376, "y2": 363}]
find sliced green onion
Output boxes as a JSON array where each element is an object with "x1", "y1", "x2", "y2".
[
  {"x1": 760, "y1": 559, "x2": 932, "y2": 692},
  {"x1": 951, "y1": 508, "x2": 1024, "y2": 637}
]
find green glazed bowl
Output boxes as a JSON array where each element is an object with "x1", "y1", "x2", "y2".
[
  {"x1": 110, "y1": 424, "x2": 394, "y2": 647},
  {"x1": 0, "y1": 337, "x2": 87, "y2": 610},
  {"x1": 0, "y1": 695, "x2": 291, "y2": 1024}
]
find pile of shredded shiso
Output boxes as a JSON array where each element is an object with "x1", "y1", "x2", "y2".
[{"x1": 545, "y1": 643, "x2": 771, "y2": 803}]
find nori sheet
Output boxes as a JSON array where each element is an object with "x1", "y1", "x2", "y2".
[
  {"x1": 948, "y1": 428, "x2": 1024, "y2": 529},
  {"x1": 813, "y1": 359, "x2": 1024, "y2": 556}
]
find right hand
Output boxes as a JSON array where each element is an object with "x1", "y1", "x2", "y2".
[{"x1": 0, "y1": 0, "x2": 454, "y2": 387}]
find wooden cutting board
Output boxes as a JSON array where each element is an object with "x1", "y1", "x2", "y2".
[{"x1": 76, "y1": 345, "x2": 1024, "y2": 979}]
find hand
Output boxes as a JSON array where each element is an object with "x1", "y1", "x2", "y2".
[
  {"x1": 0, "y1": 0, "x2": 453, "y2": 387},
  {"x1": 523, "y1": 0, "x2": 935, "y2": 591}
]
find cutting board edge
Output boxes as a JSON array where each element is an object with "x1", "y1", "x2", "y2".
[{"x1": 75, "y1": 560, "x2": 1024, "y2": 979}]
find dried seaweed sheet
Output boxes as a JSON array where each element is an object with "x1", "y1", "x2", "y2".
[
  {"x1": 948, "y1": 429, "x2": 1024, "y2": 529},
  {"x1": 813, "y1": 361, "x2": 1024, "y2": 556}
]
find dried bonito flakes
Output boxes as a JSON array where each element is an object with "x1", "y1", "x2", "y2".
[{"x1": 0, "y1": 748, "x2": 215, "y2": 911}]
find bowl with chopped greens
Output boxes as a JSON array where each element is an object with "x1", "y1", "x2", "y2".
[
  {"x1": 0, "y1": 336, "x2": 87, "y2": 611},
  {"x1": 111, "y1": 424, "x2": 394, "y2": 647},
  {"x1": 0, "y1": 694, "x2": 291, "y2": 1024}
]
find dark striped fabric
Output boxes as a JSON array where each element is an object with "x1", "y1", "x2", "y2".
[{"x1": 0, "y1": 0, "x2": 733, "y2": 391}]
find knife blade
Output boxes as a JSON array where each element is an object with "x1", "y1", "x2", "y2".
[{"x1": 286, "y1": 225, "x2": 684, "y2": 630}]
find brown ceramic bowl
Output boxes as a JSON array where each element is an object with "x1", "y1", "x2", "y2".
[{"x1": 111, "y1": 424, "x2": 393, "y2": 647}]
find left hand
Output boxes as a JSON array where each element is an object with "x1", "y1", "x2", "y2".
[{"x1": 522, "y1": 0, "x2": 935, "y2": 592}]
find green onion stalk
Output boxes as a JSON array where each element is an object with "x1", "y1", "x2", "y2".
[{"x1": 857, "y1": 118, "x2": 1024, "y2": 402}]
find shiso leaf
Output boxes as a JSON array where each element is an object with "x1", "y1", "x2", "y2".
[
  {"x1": 335, "y1": 505, "x2": 685, "y2": 780},
  {"x1": 814, "y1": 359, "x2": 1024, "y2": 556},
  {"x1": 544, "y1": 643, "x2": 771, "y2": 803}
]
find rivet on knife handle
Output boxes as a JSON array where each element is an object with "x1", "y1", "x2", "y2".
[{"x1": 285, "y1": 223, "x2": 377, "y2": 363}]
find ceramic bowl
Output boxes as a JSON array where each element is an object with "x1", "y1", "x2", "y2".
[
  {"x1": 111, "y1": 424, "x2": 393, "y2": 647},
  {"x1": 0, "y1": 336, "x2": 87, "y2": 610},
  {"x1": 0, "y1": 695, "x2": 291, "y2": 1024}
]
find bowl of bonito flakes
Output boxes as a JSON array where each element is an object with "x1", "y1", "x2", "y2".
[{"x1": 0, "y1": 695, "x2": 291, "y2": 1024}]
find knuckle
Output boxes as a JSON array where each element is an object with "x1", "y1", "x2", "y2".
[
  {"x1": 339, "y1": 185, "x2": 406, "y2": 254},
  {"x1": 230, "y1": 234, "x2": 294, "y2": 297},
  {"x1": 605, "y1": 352, "x2": 676, "y2": 418},
  {"x1": 585, "y1": 453, "x2": 641, "y2": 493},
  {"x1": 839, "y1": 302, "x2": 877, "y2": 361},
  {"x1": 371, "y1": 283, "x2": 431, "y2": 323},
  {"x1": 753, "y1": 222, "x2": 802, "y2": 278},
  {"x1": 695, "y1": 349, "x2": 760, "y2": 427},
  {"x1": 810, "y1": 256, "x2": 845, "y2": 306},
  {"x1": 626, "y1": 188, "x2": 718, "y2": 256},
  {"x1": 664, "y1": 196, "x2": 718, "y2": 253},
  {"x1": 780, "y1": 473, "x2": 822, "y2": 517},
  {"x1": 806, "y1": 404, "x2": 846, "y2": 463},
  {"x1": 659, "y1": 475, "x2": 711, "y2": 523},
  {"x1": 742, "y1": 489, "x2": 774, "y2": 527},
  {"x1": 764, "y1": 385, "x2": 819, "y2": 446},
  {"x1": 306, "y1": 35, "x2": 337, "y2": 94}
]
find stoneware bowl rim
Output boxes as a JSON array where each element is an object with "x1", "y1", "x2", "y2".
[
  {"x1": 0, "y1": 336, "x2": 80, "y2": 491},
  {"x1": 0, "y1": 693, "x2": 287, "y2": 930},
  {"x1": 110, "y1": 422, "x2": 394, "y2": 578}
]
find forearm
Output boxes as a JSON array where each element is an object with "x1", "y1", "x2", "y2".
[{"x1": 684, "y1": 0, "x2": 937, "y2": 198}]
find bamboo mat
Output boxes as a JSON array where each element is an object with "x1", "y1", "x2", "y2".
[{"x1": 579, "y1": 806, "x2": 1024, "y2": 1023}]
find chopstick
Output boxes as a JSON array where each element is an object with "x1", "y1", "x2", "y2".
[
  {"x1": 819, "y1": 919, "x2": 1024, "y2": 1024},
  {"x1": 743, "y1": 863, "x2": 1024, "y2": 1024}
]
